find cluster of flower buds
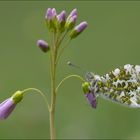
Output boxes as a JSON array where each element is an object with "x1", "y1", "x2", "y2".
[
  {"x1": 37, "y1": 8, "x2": 88, "y2": 53},
  {"x1": 0, "y1": 91, "x2": 23, "y2": 119},
  {"x1": 45, "y1": 8, "x2": 88, "y2": 38}
]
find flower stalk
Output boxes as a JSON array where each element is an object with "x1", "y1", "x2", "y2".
[
  {"x1": 44, "y1": 8, "x2": 87, "y2": 139},
  {"x1": 0, "y1": 8, "x2": 88, "y2": 140},
  {"x1": 49, "y1": 33, "x2": 57, "y2": 139}
]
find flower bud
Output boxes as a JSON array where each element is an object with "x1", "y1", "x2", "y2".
[
  {"x1": 70, "y1": 21, "x2": 88, "y2": 39},
  {"x1": 45, "y1": 8, "x2": 53, "y2": 20},
  {"x1": 0, "y1": 90, "x2": 23, "y2": 119},
  {"x1": 37, "y1": 40, "x2": 49, "y2": 53},
  {"x1": 57, "y1": 10, "x2": 66, "y2": 32},
  {"x1": 67, "y1": 9, "x2": 77, "y2": 21},
  {"x1": 65, "y1": 15, "x2": 77, "y2": 31},
  {"x1": 45, "y1": 8, "x2": 57, "y2": 32},
  {"x1": 0, "y1": 98, "x2": 16, "y2": 119},
  {"x1": 52, "y1": 8, "x2": 57, "y2": 18},
  {"x1": 57, "y1": 11, "x2": 66, "y2": 23}
]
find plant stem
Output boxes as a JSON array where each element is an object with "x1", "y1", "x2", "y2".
[
  {"x1": 22, "y1": 88, "x2": 50, "y2": 110},
  {"x1": 50, "y1": 65, "x2": 56, "y2": 139},
  {"x1": 55, "y1": 39, "x2": 71, "y2": 65},
  {"x1": 50, "y1": 32, "x2": 57, "y2": 140},
  {"x1": 56, "y1": 75, "x2": 85, "y2": 93},
  {"x1": 49, "y1": 31, "x2": 72, "y2": 139}
]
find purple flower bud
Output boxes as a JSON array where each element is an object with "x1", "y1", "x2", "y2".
[
  {"x1": 52, "y1": 8, "x2": 57, "y2": 18},
  {"x1": 37, "y1": 40, "x2": 49, "y2": 53},
  {"x1": 75, "y1": 21, "x2": 88, "y2": 33},
  {"x1": 69, "y1": 15, "x2": 77, "y2": 24},
  {"x1": 70, "y1": 21, "x2": 88, "y2": 39},
  {"x1": 67, "y1": 9, "x2": 77, "y2": 20},
  {"x1": 45, "y1": 8, "x2": 57, "y2": 32},
  {"x1": 57, "y1": 10, "x2": 66, "y2": 23},
  {"x1": 45, "y1": 8, "x2": 53, "y2": 20},
  {"x1": 0, "y1": 91, "x2": 23, "y2": 120},
  {"x1": 0, "y1": 98, "x2": 16, "y2": 119},
  {"x1": 65, "y1": 15, "x2": 77, "y2": 30},
  {"x1": 57, "y1": 11, "x2": 66, "y2": 32},
  {"x1": 45, "y1": 8, "x2": 57, "y2": 20},
  {"x1": 85, "y1": 93, "x2": 97, "y2": 108}
]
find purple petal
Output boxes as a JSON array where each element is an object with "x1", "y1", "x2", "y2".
[
  {"x1": 85, "y1": 93, "x2": 97, "y2": 108},
  {"x1": 0, "y1": 98, "x2": 16, "y2": 119},
  {"x1": 0, "y1": 98, "x2": 9, "y2": 107},
  {"x1": 75, "y1": 21, "x2": 88, "y2": 33}
]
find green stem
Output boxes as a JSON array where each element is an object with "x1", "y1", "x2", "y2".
[
  {"x1": 56, "y1": 75, "x2": 85, "y2": 93},
  {"x1": 56, "y1": 39, "x2": 71, "y2": 65},
  {"x1": 56, "y1": 30, "x2": 68, "y2": 49},
  {"x1": 49, "y1": 30, "x2": 72, "y2": 140},
  {"x1": 49, "y1": 32, "x2": 57, "y2": 140},
  {"x1": 22, "y1": 88, "x2": 50, "y2": 111}
]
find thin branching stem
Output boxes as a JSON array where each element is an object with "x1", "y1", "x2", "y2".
[
  {"x1": 22, "y1": 88, "x2": 50, "y2": 111},
  {"x1": 56, "y1": 75, "x2": 85, "y2": 93},
  {"x1": 56, "y1": 38, "x2": 71, "y2": 65}
]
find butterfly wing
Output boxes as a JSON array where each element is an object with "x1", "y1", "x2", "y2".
[{"x1": 100, "y1": 64, "x2": 140, "y2": 108}]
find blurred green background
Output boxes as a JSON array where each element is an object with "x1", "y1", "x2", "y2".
[{"x1": 0, "y1": 1, "x2": 140, "y2": 139}]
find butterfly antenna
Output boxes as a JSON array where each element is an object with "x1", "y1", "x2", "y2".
[
  {"x1": 67, "y1": 61, "x2": 80, "y2": 69},
  {"x1": 67, "y1": 61, "x2": 96, "y2": 81},
  {"x1": 67, "y1": 60, "x2": 89, "y2": 73}
]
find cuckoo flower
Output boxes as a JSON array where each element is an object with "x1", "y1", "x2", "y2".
[
  {"x1": 57, "y1": 10, "x2": 66, "y2": 32},
  {"x1": 36, "y1": 8, "x2": 88, "y2": 139},
  {"x1": 45, "y1": 8, "x2": 53, "y2": 20},
  {"x1": 51, "y1": 8, "x2": 57, "y2": 18},
  {"x1": 0, "y1": 91, "x2": 23, "y2": 120},
  {"x1": 65, "y1": 15, "x2": 77, "y2": 30},
  {"x1": 45, "y1": 8, "x2": 57, "y2": 21},
  {"x1": 45, "y1": 8, "x2": 57, "y2": 31},
  {"x1": 67, "y1": 8, "x2": 77, "y2": 21},
  {"x1": 66, "y1": 9, "x2": 77, "y2": 30},
  {"x1": 57, "y1": 11, "x2": 66, "y2": 23},
  {"x1": 70, "y1": 21, "x2": 88, "y2": 39},
  {"x1": 37, "y1": 40, "x2": 49, "y2": 53}
]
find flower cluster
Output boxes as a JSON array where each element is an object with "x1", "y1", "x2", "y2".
[
  {"x1": 0, "y1": 8, "x2": 88, "y2": 140},
  {"x1": 0, "y1": 8, "x2": 88, "y2": 122},
  {"x1": 82, "y1": 64, "x2": 140, "y2": 108},
  {"x1": 37, "y1": 8, "x2": 88, "y2": 53}
]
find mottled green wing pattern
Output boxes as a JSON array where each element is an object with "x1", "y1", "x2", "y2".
[{"x1": 85, "y1": 64, "x2": 140, "y2": 108}]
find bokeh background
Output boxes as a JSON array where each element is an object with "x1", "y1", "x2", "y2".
[{"x1": 0, "y1": 1, "x2": 140, "y2": 139}]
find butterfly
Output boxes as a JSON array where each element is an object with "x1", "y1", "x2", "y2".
[{"x1": 82, "y1": 64, "x2": 140, "y2": 108}]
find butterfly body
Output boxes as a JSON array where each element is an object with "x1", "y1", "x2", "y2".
[{"x1": 83, "y1": 64, "x2": 140, "y2": 108}]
